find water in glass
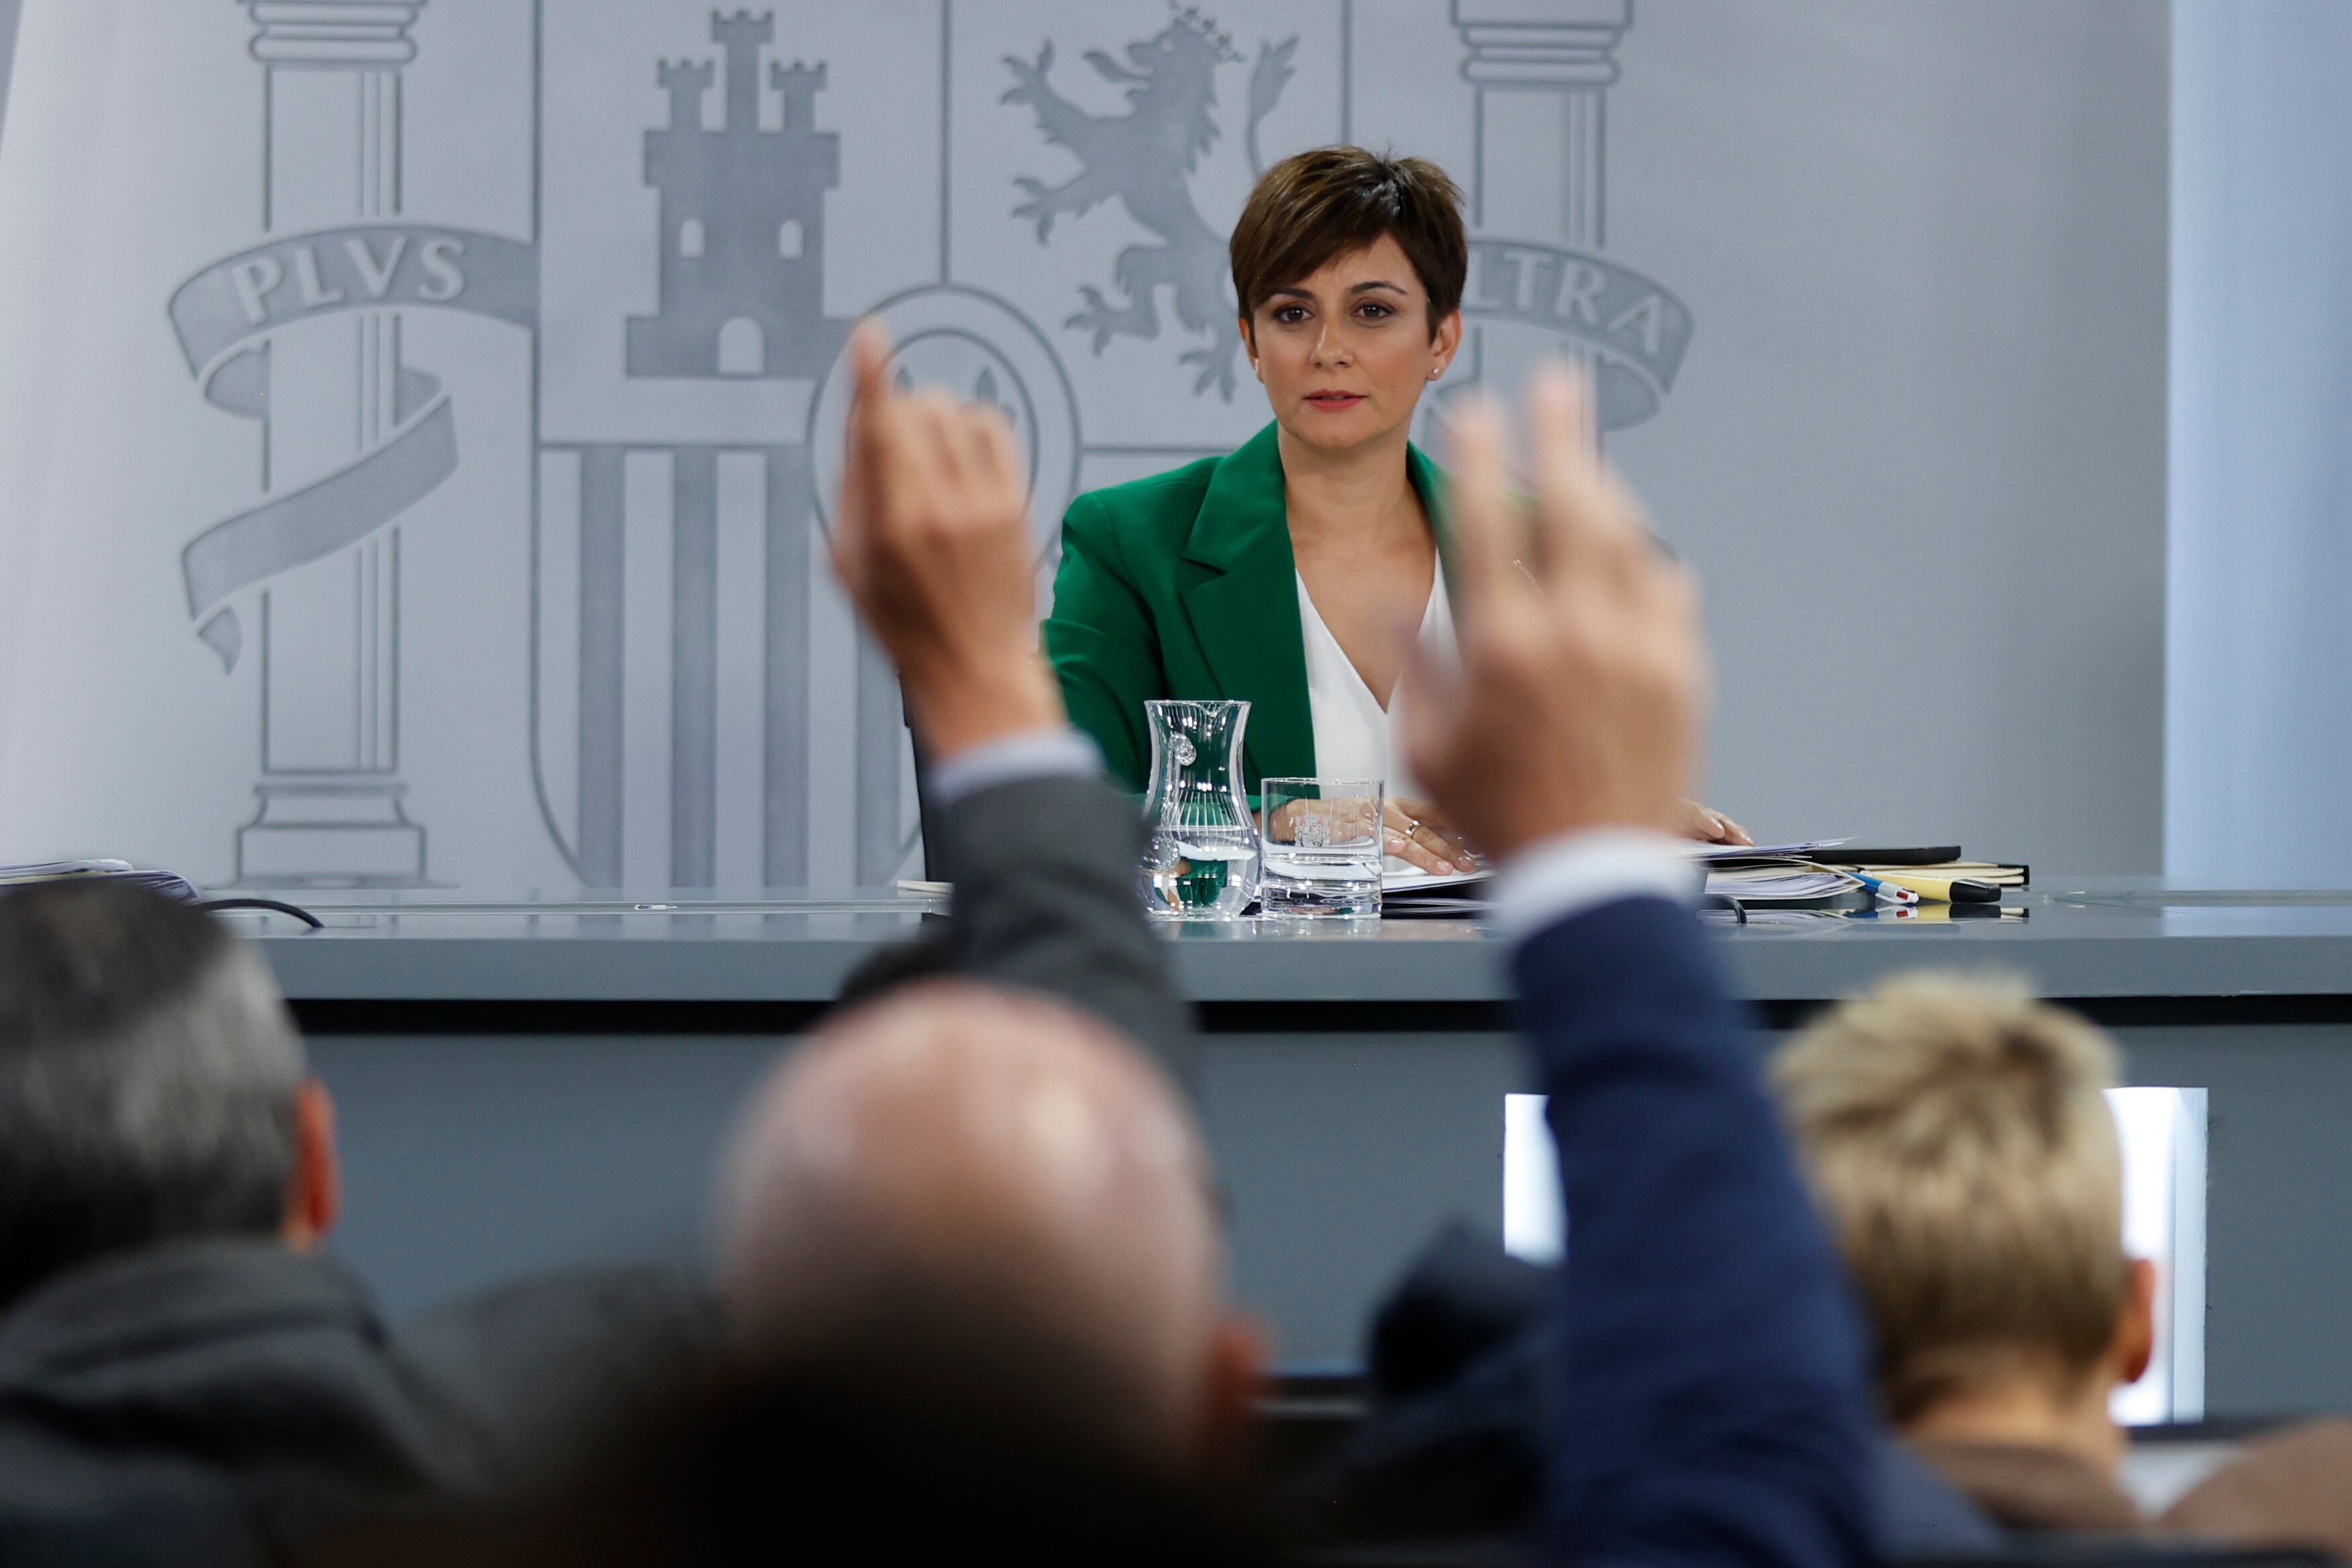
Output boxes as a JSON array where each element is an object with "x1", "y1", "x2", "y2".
[{"x1": 1259, "y1": 777, "x2": 1383, "y2": 918}]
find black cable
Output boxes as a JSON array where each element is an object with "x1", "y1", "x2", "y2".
[
  {"x1": 1698, "y1": 891, "x2": 1749, "y2": 925},
  {"x1": 194, "y1": 897, "x2": 324, "y2": 930}
]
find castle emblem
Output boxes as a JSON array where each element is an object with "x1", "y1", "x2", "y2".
[
  {"x1": 628, "y1": 13, "x2": 847, "y2": 381},
  {"x1": 1002, "y1": 9, "x2": 1295, "y2": 399}
]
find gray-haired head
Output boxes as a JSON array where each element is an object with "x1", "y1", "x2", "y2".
[{"x1": 0, "y1": 880, "x2": 304, "y2": 1309}]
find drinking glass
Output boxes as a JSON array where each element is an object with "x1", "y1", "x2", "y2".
[{"x1": 1259, "y1": 777, "x2": 1383, "y2": 918}]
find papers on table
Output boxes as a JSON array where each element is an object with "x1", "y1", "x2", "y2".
[
  {"x1": 1692, "y1": 840, "x2": 1859, "y2": 906},
  {"x1": 0, "y1": 859, "x2": 136, "y2": 881},
  {"x1": 1382, "y1": 841, "x2": 1873, "y2": 912},
  {"x1": 1383, "y1": 867, "x2": 1490, "y2": 894},
  {"x1": 1383, "y1": 844, "x2": 1850, "y2": 889},
  {"x1": 1383, "y1": 842, "x2": 1861, "y2": 902},
  {"x1": 1701, "y1": 865, "x2": 1853, "y2": 903},
  {"x1": 1689, "y1": 838, "x2": 1852, "y2": 863},
  {"x1": 0, "y1": 860, "x2": 199, "y2": 901},
  {"x1": 1700, "y1": 845, "x2": 2031, "y2": 907},
  {"x1": 1342, "y1": 838, "x2": 2018, "y2": 916},
  {"x1": 1379, "y1": 867, "x2": 1493, "y2": 919}
]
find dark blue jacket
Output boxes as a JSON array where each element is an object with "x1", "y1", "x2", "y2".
[{"x1": 1516, "y1": 896, "x2": 1875, "y2": 1568}]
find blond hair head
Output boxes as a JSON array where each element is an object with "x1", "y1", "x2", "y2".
[{"x1": 1771, "y1": 974, "x2": 2128, "y2": 1423}]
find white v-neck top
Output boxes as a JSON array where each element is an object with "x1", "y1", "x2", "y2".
[{"x1": 1293, "y1": 565, "x2": 1457, "y2": 799}]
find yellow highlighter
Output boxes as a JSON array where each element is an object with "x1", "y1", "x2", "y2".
[{"x1": 1865, "y1": 871, "x2": 2002, "y2": 905}]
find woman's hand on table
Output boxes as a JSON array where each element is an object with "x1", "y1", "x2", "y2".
[
  {"x1": 1383, "y1": 797, "x2": 1479, "y2": 875},
  {"x1": 1678, "y1": 799, "x2": 1751, "y2": 846}
]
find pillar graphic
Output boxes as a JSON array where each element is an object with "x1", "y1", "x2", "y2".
[
  {"x1": 236, "y1": 0, "x2": 428, "y2": 884},
  {"x1": 1456, "y1": 0, "x2": 1624, "y2": 244},
  {"x1": 1447, "y1": 0, "x2": 1688, "y2": 438},
  {"x1": 1455, "y1": 0, "x2": 1624, "y2": 422}
]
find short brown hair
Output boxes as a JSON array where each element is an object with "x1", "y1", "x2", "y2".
[
  {"x1": 1229, "y1": 146, "x2": 1466, "y2": 336},
  {"x1": 1770, "y1": 975, "x2": 2130, "y2": 1424}
]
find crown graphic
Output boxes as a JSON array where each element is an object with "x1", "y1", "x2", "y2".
[{"x1": 1167, "y1": 1, "x2": 1242, "y2": 64}]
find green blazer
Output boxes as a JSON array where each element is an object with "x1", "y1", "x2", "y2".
[{"x1": 1044, "y1": 420, "x2": 1449, "y2": 794}]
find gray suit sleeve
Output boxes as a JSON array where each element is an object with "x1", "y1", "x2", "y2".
[{"x1": 929, "y1": 773, "x2": 1190, "y2": 1063}]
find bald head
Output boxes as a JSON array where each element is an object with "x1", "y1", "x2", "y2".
[{"x1": 719, "y1": 982, "x2": 1230, "y2": 1467}]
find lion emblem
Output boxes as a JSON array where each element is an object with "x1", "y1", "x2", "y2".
[{"x1": 1002, "y1": 8, "x2": 1295, "y2": 399}]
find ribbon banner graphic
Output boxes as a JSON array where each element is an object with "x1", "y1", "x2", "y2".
[
  {"x1": 1461, "y1": 238, "x2": 1694, "y2": 430},
  {"x1": 168, "y1": 224, "x2": 537, "y2": 667}
]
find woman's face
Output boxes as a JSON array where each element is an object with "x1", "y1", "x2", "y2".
[{"x1": 1244, "y1": 234, "x2": 1462, "y2": 460}]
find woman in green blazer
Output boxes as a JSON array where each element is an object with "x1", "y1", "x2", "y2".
[{"x1": 1044, "y1": 147, "x2": 1747, "y2": 869}]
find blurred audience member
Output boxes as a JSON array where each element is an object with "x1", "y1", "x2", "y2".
[
  {"x1": 0, "y1": 879, "x2": 336, "y2": 1310},
  {"x1": 736, "y1": 322, "x2": 1262, "y2": 1477},
  {"x1": 717, "y1": 979, "x2": 1259, "y2": 1477},
  {"x1": 1390, "y1": 371, "x2": 1875, "y2": 1568},
  {"x1": 1777, "y1": 974, "x2": 2352, "y2": 1557},
  {"x1": 0, "y1": 881, "x2": 711, "y2": 1564}
]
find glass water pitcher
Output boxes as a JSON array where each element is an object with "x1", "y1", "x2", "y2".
[{"x1": 1138, "y1": 699, "x2": 1260, "y2": 920}]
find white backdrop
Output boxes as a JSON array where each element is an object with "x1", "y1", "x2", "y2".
[
  {"x1": 0, "y1": 1, "x2": 2169, "y2": 891},
  {"x1": 2167, "y1": 0, "x2": 2352, "y2": 885}
]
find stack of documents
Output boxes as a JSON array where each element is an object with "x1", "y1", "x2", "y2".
[
  {"x1": 1702, "y1": 865, "x2": 1852, "y2": 904},
  {"x1": 1375, "y1": 842, "x2": 2026, "y2": 916},
  {"x1": 1692, "y1": 840, "x2": 1853, "y2": 908},
  {"x1": 1708, "y1": 846, "x2": 2030, "y2": 908},
  {"x1": 1381, "y1": 866, "x2": 1495, "y2": 918},
  {"x1": 1384, "y1": 842, "x2": 1863, "y2": 914},
  {"x1": 1383, "y1": 867, "x2": 1490, "y2": 896},
  {"x1": 1692, "y1": 839, "x2": 1855, "y2": 863},
  {"x1": 0, "y1": 860, "x2": 199, "y2": 902}
]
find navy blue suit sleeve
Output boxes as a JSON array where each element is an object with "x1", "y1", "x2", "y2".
[{"x1": 1512, "y1": 897, "x2": 1873, "y2": 1568}]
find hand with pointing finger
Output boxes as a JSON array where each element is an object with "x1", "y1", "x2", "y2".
[
  {"x1": 1399, "y1": 365, "x2": 1710, "y2": 865},
  {"x1": 831, "y1": 320, "x2": 1062, "y2": 763}
]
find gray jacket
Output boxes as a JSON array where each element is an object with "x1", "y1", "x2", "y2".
[
  {"x1": 928, "y1": 770, "x2": 1185, "y2": 1063},
  {"x1": 0, "y1": 1237, "x2": 712, "y2": 1562}
]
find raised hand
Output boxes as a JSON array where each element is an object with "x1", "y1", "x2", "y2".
[
  {"x1": 832, "y1": 320, "x2": 1063, "y2": 761},
  {"x1": 1399, "y1": 365, "x2": 1710, "y2": 865}
]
